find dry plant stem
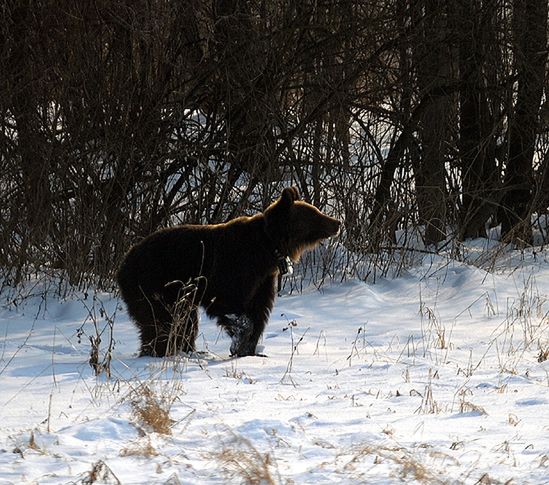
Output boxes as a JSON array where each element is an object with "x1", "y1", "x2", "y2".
[
  {"x1": 78, "y1": 294, "x2": 117, "y2": 378},
  {"x1": 81, "y1": 460, "x2": 121, "y2": 485},
  {"x1": 415, "y1": 369, "x2": 439, "y2": 415},
  {"x1": 347, "y1": 326, "x2": 367, "y2": 366},
  {"x1": 280, "y1": 323, "x2": 310, "y2": 386}
]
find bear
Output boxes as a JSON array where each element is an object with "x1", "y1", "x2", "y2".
[{"x1": 116, "y1": 186, "x2": 340, "y2": 357}]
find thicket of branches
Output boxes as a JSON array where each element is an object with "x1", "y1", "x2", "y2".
[{"x1": 1, "y1": 0, "x2": 548, "y2": 288}]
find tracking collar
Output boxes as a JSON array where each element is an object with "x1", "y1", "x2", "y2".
[{"x1": 274, "y1": 248, "x2": 294, "y2": 276}]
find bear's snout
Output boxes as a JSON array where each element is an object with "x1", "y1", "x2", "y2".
[{"x1": 313, "y1": 216, "x2": 340, "y2": 241}]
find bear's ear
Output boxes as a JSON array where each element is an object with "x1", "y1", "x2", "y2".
[
  {"x1": 280, "y1": 186, "x2": 300, "y2": 206},
  {"x1": 265, "y1": 186, "x2": 300, "y2": 220}
]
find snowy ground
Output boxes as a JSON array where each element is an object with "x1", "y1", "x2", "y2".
[{"x1": 2, "y1": 244, "x2": 549, "y2": 484}]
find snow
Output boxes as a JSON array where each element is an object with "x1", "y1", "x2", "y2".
[{"x1": 2, "y1": 246, "x2": 549, "y2": 484}]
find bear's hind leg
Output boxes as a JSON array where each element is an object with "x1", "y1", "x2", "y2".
[
  {"x1": 135, "y1": 299, "x2": 198, "y2": 357},
  {"x1": 138, "y1": 319, "x2": 172, "y2": 357},
  {"x1": 167, "y1": 307, "x2": 198, "y2": 355}
]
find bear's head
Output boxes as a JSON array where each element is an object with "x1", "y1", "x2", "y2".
[{"x1": 264, "y1": 187, "x2": 341, "y2": 261}]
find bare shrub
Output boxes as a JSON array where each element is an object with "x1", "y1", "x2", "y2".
[{"x1": 1, "y1": 1, "x2": 548, "y2": 292}]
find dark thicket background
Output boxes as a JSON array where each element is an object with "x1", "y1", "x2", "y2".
[{"x1": 1, "y1": 0, "x2": 548, "y2": 289}]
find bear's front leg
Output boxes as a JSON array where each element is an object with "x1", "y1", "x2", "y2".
[
  {"x1": 236, "y1": 276, "x2": 276, "y2": 356},
  {"x1": 217, "y1": 276, "x2": 275, "y2": 357},
  {"x1": 218, "y1": 314, "x2": 254, "y2": 356},
  {"x1": 229, "y1": 315, "x2": 255, "y2": 356},
  {"x1": 218, "y1": 314, "x2": 266, "y2": 357}
]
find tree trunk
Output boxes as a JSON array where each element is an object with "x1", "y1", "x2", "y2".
[
  {"x1": 499, "y1": 0, "x2": 548, "y2": 244},
  {"x1": 213, "y1": 0, "x2": 278, "y2": 184},
  {"x1": 456, "y1": 0, "x2": 498, "y2": 239},
  {"x1": 412, "y1": 1, "x2": 451, "y2": 246}
]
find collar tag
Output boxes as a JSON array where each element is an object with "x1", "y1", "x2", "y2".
[{"x1": 278, "y1": 256, "x2": 294, "y2": 276}]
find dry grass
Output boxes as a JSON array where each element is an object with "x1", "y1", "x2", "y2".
[
  {"x1": 119, "y1": 437, "x2": 159, "y2": 458},
  {"x1": 420, "y1": 302, "x2": 450, "y2": 354},
  {"x1": 537, "y1": 342, "x2": 549, "y2": 362},
  {"x1": 28, "y1": 430, "x2": 39, "y2": 451},
  {"x1": 342, "y1": 443, "x2": 447, "y2": 484},
  {"x1": 459, "y1": 399, "x2": 487, "y2": 415},
  {"x1": 415, "y1": 369, "x2": 440, "y2": 414},
  {"x1": 454, "y1": 387, "x2": 487, "y2": 415},
  {"x1": 215, "y1": 435, "x2": 278, "y2": 485},
  {"x1": 80, "y1": 460, "x2": 121, "y2": 485},
  {"x1": 129, "y1": 385, "x2": 175, "y2": 435},
  {"x1": 12, "y1": 430, "x2": 44, "y2": 457}
]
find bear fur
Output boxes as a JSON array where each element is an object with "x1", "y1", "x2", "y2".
[{"x1": 116, "y1": 187, "x2": 340, "y2": 357}]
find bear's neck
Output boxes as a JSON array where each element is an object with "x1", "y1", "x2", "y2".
[{"x1": 259, "y1": 217, "x2": 292, "y2": 274}]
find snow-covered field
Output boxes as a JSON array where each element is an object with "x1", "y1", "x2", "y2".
[{"x1": 2, "y1": 244, "x2": 549, "y2": 484}]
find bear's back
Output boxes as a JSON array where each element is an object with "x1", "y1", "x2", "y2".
[{"x1": 117, "y1": 225, "x2": 214, "y2": 296}]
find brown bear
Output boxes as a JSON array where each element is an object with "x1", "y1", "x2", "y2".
[{"x1": 116, "y1": 187, "x2": 340, "y2": 357}]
